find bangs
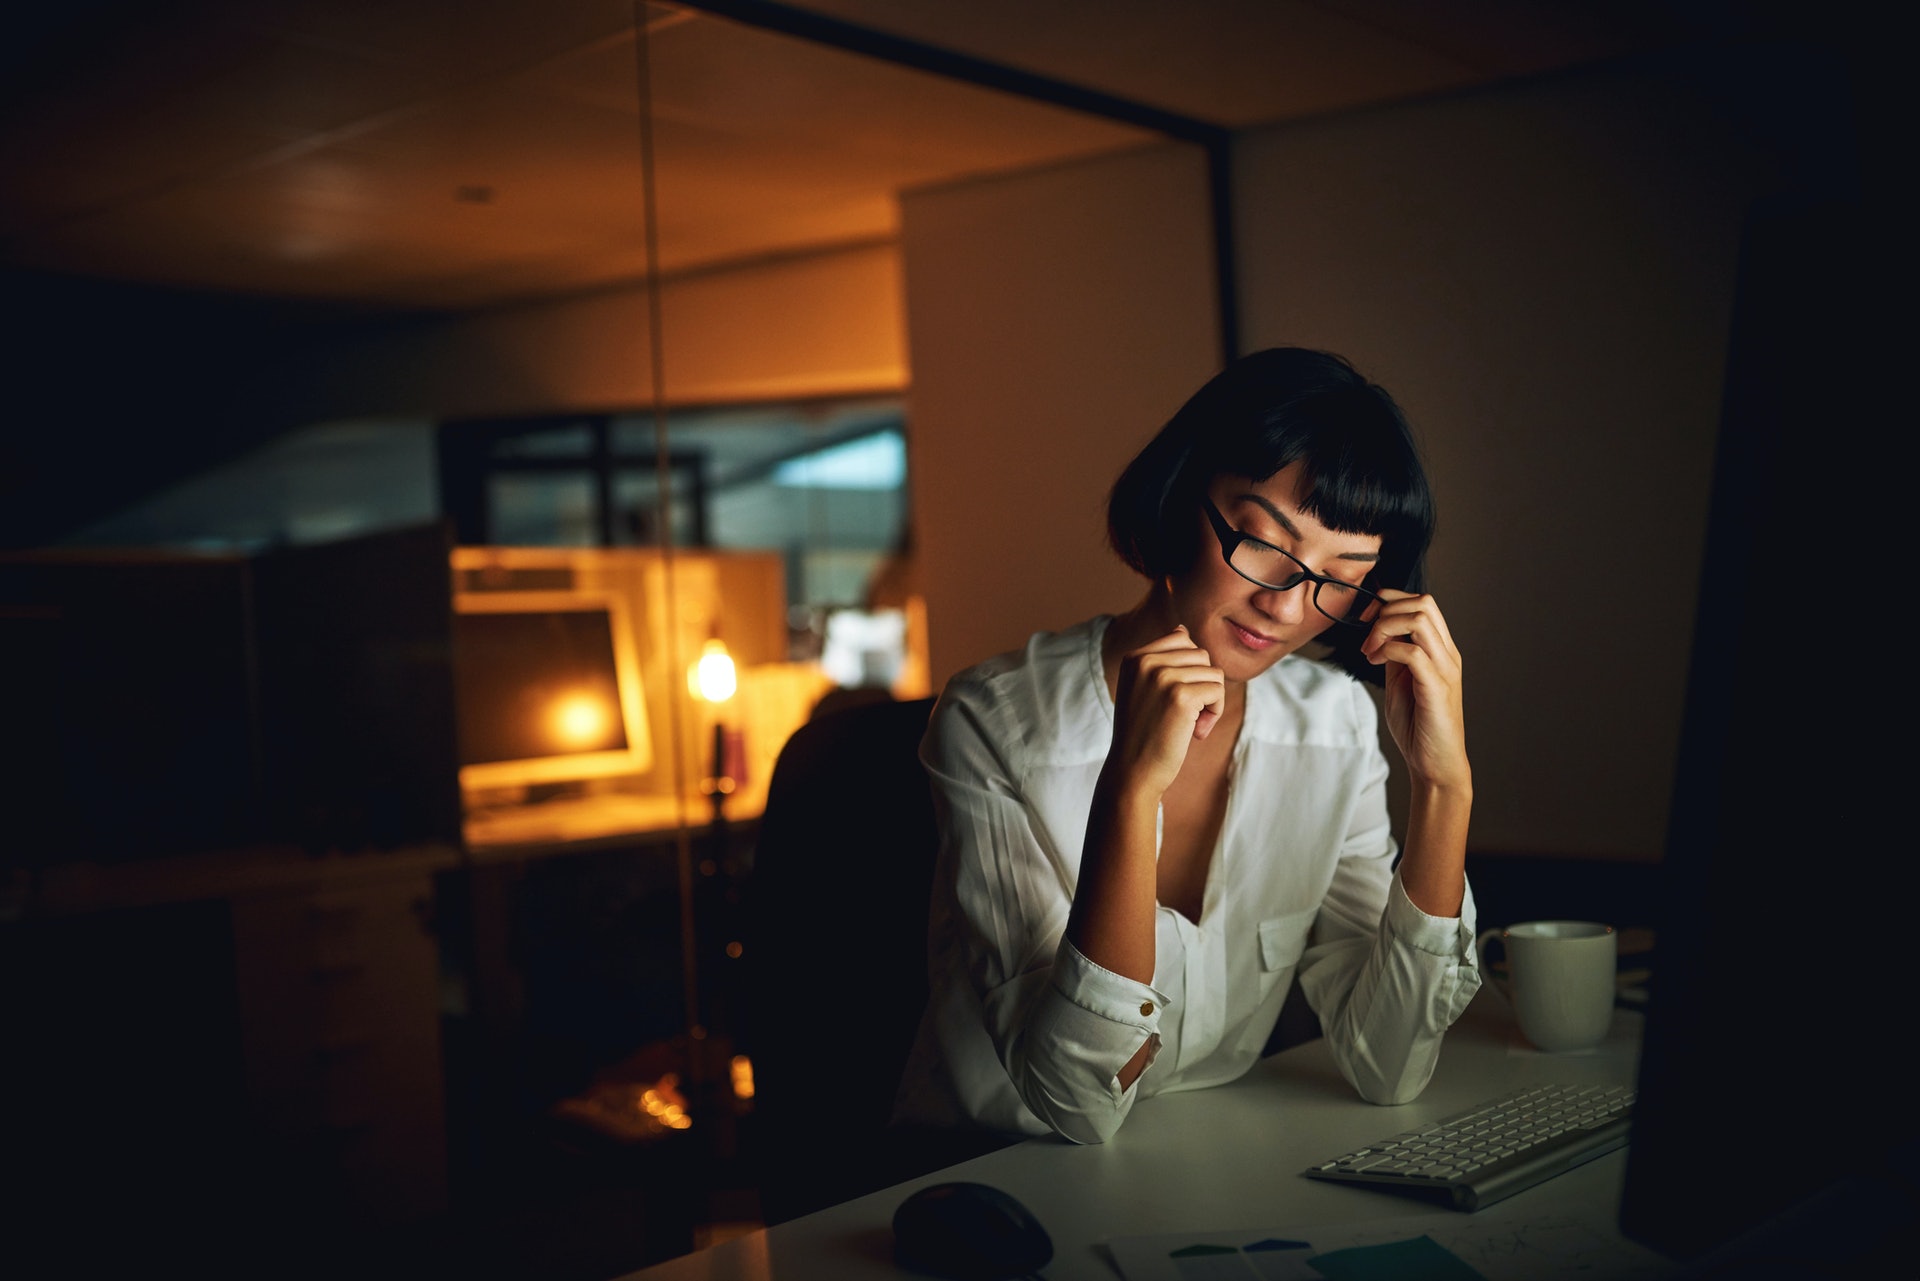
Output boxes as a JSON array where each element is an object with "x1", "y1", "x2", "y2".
[
  {"x1": 1212, "y1": 389, "x2": 1430, "y2": 545},
  {"x1": 1107, "y1": 347, "x2": 1435, "y2": 604}
]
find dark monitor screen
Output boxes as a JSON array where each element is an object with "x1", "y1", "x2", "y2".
[
  {"x1": 450, "y1": 591, "x2": 652, "y2": 789},
  {"x1": 1618, "y1": 196, "x2": 1911, "y2": 1266}
]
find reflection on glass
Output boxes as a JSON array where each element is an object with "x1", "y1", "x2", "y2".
[
  {"x1": 771, "y1": 431, "x2": 905, "y2": 489},
  {"x1": 492, "y1": 426, "x2": 597, "y2": 459},
  {"x1": 488, "y1": 472, "x2": 599, "y2": 546},
  {"x1": 613, "y1": 469, "x2": 704, "y2": 548},
  {"x1": 474, "y1": 399, "x2": 911, "y2": 628},
  {"x1": 821, "y1": 609, "x2": 907, "y2": 689}
]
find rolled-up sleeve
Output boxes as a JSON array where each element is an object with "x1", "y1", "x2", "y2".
[
  {"x1": 924, "y1": 695, "x2": 1163, "y2": 1143},
  {"x1": 1013, "y1": 938, "x2": 1166, "y2": 1142}
]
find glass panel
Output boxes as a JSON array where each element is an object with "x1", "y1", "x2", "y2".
[
  {"x1": 486, "y1": 472, "x2": 599, "y2": 546},
  {"x1": 491, "y1": 425, "x2": 597, "y2": 459},
  {"x1": 611, "y1": 466, "x2": 703, "y2": 548},
  {"x1": 609, "y1": 402, "x2": 913, "y2": 664}
]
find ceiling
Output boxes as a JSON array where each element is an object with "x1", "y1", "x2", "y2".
[{"x1": 0, "y1": 0, "x2": 1715, "y2": 314}]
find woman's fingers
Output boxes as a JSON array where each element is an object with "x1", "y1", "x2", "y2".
[
  {"x1": 1363, "y1": 595, "x2": 1462, "y2": 702},
  {"x1": 1152, "y1": 663, "x2": 1226, "y2": 713},
  {"x1": 1362, "y1": 591, "x2": 1470, "y2": 793},
  {"x1": 1128, "y1": 623, "x2": 1201, "y2": 654},
  {"x1": 1126, "y1": 624, "x2": 1214, "y2": 665},
  {"x1": 1133, "y1": 655, "x2": 1226, "y2": 725},
  {"x1": 1123, "y1": 627, "x2": 1223, "y2": 706},
  {"x1": 1361, "y1": 590, "x2": 1460, "y2": 670}
]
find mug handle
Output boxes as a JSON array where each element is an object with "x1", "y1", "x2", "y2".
[{"x1": 1475, "y1": 928, "x2": 1510, "y2": 1003}]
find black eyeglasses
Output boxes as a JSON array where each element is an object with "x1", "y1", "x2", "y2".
[{"x1": 1201, "y1": 496, "x2": 1383, "y2": 627}]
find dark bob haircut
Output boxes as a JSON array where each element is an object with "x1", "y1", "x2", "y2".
[{"x1": 1106, "y1": 347, "x2": 1435, "y2": 682}]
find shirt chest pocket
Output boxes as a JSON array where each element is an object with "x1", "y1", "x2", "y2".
[{"x1": 1257, "y1": 906, "x2": 1319, "y2": 987}]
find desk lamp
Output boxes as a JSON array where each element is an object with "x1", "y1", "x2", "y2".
[{"x1": 690, "y1": 634, "x2": 741, "y2": 822}]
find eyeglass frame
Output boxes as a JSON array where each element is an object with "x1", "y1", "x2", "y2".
[{"x1": 1200, "y1": 494, "x2": 1384, "y2": 628}]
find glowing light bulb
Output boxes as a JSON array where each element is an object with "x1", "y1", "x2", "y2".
[{"x1": 689, "y1": 638, "x2": 737, "y2": 702}]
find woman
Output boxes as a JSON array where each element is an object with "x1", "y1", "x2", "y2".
[{"x1": 891, "y1": 347, "x2": 1481, "y2": 1144}]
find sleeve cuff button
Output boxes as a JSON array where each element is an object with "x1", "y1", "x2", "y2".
[{"x1": 1139, "y1": 1001, "x2": 1154, "y2": 1016}]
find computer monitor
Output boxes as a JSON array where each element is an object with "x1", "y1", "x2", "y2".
[
  {"x1": 1617, "y1": 196, "x2": 1910, "y2": 1265},
  {"x1": 451, "y1": 588, "x2": 653, "y2": 795}
]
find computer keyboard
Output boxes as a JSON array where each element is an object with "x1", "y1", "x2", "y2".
[{"x1": 1303, "y1": 1082, "x2": 1635, "y2": 1211}]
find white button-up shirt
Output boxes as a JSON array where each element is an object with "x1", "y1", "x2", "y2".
[{"x1": 892, "y1": 616, "x2": 1481, "y2": 1144}]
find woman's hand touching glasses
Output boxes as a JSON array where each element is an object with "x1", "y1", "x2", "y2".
[{"x1": 1361, "y1": 589, "x2": 1469, "y2": 795}]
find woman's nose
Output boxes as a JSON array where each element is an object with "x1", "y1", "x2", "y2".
[{"x1": 1251, "y1": 582, "x2": 1310, "y2": 624}]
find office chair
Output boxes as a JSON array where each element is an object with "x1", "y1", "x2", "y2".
[{"x1": 740, "y1": 693, "x2": 1006, "y2": 1225}]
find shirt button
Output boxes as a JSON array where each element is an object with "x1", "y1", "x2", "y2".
[{"x1": 1139, "y1": 1001, "x2": 1154, "y2": 1016}]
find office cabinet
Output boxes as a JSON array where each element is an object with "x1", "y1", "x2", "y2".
[{"x1": 230, "y1": 867, "x2": 449, "y2": 1221}]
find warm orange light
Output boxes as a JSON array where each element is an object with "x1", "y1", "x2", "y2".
[
  {"x1": 633, "y1": 1074, "x2": 693, "y2": 1129},
  {"x1": 688, "y1": 638, "x2": 737, "y2": 703},
  {"x1": 730, "y1": 1054, "x2": 755, "y2": 1101},
  {"x1": 555, "y1": 1073, "x2": 697, "y2": 1143},
  {"x1": 550, "y1": 690, "x2": 612, "y2": 746}
]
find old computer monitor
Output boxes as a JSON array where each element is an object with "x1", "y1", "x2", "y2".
[{"x1": 451, "y1": 588, "x2": 653, "y2": 796}]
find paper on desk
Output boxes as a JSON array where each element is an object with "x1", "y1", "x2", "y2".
[{"x1": 1106, "y1": 1204, "x2": 1681, "y2": 1281}]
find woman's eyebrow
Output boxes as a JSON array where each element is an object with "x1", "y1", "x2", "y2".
[
  {"x1": 1239, "y1": 494, "x2": 1379, "y2": 562},
  {"x1": 1240, "y1": 494, "x2": 1302, "y2": 539}
]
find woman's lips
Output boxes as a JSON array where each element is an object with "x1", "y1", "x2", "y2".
[{"x1": 1227, "y1": 620, "x2": 1278, "y2": 650}]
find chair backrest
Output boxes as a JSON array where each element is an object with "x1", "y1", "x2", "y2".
[{"x1": 740, "y1": 695, "x2": 940, "y2": 1224}]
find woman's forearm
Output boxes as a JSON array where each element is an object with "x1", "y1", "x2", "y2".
[
  {"x1": 1396, "y1": 780, "x2": 1472, "y2": 919},
  {"x1": 1064, "y1": 772, "x2": 1163, "y2": 1093},
  {"x1": 1065, "y1": 771, "x2": 1161, "y2": 982}
]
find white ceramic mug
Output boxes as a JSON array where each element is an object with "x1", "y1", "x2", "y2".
[{"x1": 1475, "y1": 920, "x2": 1617, "y2": 1052}]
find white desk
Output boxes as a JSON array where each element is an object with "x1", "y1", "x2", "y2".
[{"x1": 618, "y1": 988, "x2": 1659, "y2": 1280}]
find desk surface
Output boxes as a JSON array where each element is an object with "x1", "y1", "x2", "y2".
[
  {"x1": 618, "y1": 989, "x2": 1665, "y2": 1280},
  {"x1": 462, "y1": 791, "x2": 764, "y2": 856}
]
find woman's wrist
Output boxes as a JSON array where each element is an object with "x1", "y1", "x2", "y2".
[
  {"x1": 1407, "y1": 775, "x2": 1473, "y2": 812},
  {"x1": 1092, "y1": 773, "x2": 1161, "y2": 839},
  {"x1": 1397, "y1": 779, "x2": 1472, "y2": 918}
]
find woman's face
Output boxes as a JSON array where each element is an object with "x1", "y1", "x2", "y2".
[{"x1": 1167, "y1": 463, "x2": 1384, "y2": 682}]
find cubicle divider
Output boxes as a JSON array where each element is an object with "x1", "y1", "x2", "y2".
[{"x1": 0, "y1": 527, "x2": 804, "y2": 1269}]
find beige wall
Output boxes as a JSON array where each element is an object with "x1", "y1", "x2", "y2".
[
  {"x1": 282, "y1": 240, "x2": 907, "y2": 422},
  {"x1": 900, "y1": 143, "x2": 1222, "y2": 684},
  {"x1": 1234, "y1": 61, "x2": 1776, "y2": 861}
]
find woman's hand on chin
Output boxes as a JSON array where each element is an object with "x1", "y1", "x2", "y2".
[{"x1": 1106, "y1": 625, "x2": 1226, "y2": 801}]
